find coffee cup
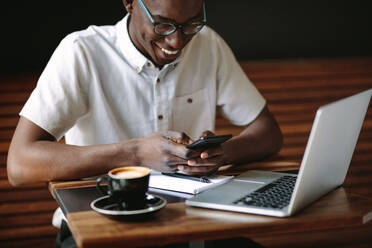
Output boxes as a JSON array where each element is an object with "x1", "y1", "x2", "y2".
[{"x1": 96, "y1": 166, "x2": 150, "y2": 210}]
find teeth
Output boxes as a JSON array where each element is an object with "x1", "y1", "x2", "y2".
[{"x1": 161, "y1": 48, "x2": 178, "y2": 55}]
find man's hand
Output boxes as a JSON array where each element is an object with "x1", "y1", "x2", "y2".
[
  {"x1": 133, "y1": 131, "x2": 200, "y2": 173},
  {"x1": 178, "y1": 130, "x2": 226, "y2": 176},
  {"x1": 7, "y1": 118, "x2": 201, "y2": 185}
]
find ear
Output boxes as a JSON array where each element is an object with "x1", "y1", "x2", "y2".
[{"x1": 123, "y1": 0, "x2": 134, "y2": 14}]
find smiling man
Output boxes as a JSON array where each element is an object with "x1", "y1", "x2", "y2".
[{"x1": 8, "y1": 0, "x2": 282, "y2": 247}]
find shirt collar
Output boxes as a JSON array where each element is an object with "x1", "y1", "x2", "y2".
[{"x1": 116, "y1": 14, "x2": 184, "y2": 73}]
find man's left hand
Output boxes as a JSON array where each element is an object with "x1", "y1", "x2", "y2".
[{"x1": 177, "y1": 131, "x2": 226, "y2": 175}]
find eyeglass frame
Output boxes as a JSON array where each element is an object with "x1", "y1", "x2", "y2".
[{"x1": 137, "y1": 0, "x2": 207, "y2": 36}]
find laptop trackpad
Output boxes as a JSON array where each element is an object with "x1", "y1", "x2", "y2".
[
  {"x1": 234, "y1": 170, "x2": 284, "y2": 184},
  {"x1": 193, "y1": 180, "x2": 263, "y2": 204}
]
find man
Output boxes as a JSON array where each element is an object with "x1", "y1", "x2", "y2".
[{"x1": 7, "y1": 0, "x2": 282, "y2": 246}]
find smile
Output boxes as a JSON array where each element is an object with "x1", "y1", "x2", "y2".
[{"x1": 161, "y1": 47, "x2": 179, "y2": 55}]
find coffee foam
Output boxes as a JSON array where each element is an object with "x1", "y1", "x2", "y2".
[
  {"x1": 114, "y1": 170, "x2": 146, "y2": 179},
  {"x1": 110, "y1": 167, "x2": 149, "y2": 179}
]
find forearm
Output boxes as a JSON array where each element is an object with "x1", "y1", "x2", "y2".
[
  {"x1": 221, "y1": 107, "x2": 283, "y2": 165},
  {"x1": 7, "y1": 139, "x2": 137, "y2": 186},
  {"x1": 222, "y1": 128, "x2": 282, "y2": 165},
  {"x1": 8, "y1": 116, "x2": 195, "y2": 186}
]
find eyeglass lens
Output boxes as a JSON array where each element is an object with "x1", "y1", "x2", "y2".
[{"x1": 154, "y1": 22, "x2": 204, "y2": 35}]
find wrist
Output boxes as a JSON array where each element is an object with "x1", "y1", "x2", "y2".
[
  {"x1": 112, "y1": 138, "x2": 140, "y2": 168},
  {"x1": 221, "y1": 140, "x2": 234, "y2": 165}
]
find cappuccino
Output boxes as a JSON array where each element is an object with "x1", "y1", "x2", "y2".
[
  {"x1": 97, "y1": 166, "x2": 150, "y2": 210},
  {"x1": 110, "y1": 167, "x2": 150, "y2": 179}
]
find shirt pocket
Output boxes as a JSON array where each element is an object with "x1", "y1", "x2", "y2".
[{"x1": 172, "y1": 88, "x2": 214, "y2": 139}]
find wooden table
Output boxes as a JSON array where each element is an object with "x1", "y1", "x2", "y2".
[{"x1": 49, "y1": 159, "x2": 372, "y2": 248}]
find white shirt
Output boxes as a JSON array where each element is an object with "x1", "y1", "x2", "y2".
[{"x1": 20, "y1": 14, "x2": 265, "y2": 144}]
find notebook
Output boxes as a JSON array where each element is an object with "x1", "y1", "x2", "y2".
[
  {"x1": 149, "y1": 171, "x2": 233, "y2": 195},
  {"x1": 186, "y1": 89, "x2": 371, "y2": 217}
]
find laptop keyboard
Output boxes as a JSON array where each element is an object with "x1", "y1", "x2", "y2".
[{"x1": 233, "y1": 175, "x2": 297, "y2": 209}]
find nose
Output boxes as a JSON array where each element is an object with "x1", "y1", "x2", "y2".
[{"x1": 165, "y1": 29, "x2": 186, "y2": 50}]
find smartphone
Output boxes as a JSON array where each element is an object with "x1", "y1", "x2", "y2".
[{"x1": 186, "y1": 134, "x2": 233, "y2": 149}]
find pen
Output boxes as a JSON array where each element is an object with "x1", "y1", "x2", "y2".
[{"x1": 161, "y1": 172, "x2": 211, "y2": 183}]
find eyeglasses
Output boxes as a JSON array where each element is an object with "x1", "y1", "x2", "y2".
[{"x1": 137, "y1": 0, "x2": 206, "y2": 36}]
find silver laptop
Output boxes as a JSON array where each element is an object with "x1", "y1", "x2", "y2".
[{"x1": 186, "y1": 89, "x2": 371, "y2": 217}]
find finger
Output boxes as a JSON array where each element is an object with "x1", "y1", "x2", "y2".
[
  {"x1": 198, "y1": 130, "x2": 215, "y2": 139},
  {"x1": 163, "y1": 139, "x2": 200, "y2": 159},
  {"x1": 200, "y1": 146, "x2": 223, "y2": 159},
  {"x1": 177, "y1": 165, "x2": 217, "y2": 175},
  {"x1": 187, "y1": 156, "x2": 221, "y2": 167},
  {"x1": 166, "y1": 160, "x2": 189, "y2": 166},
  {"x1": 162, "y1": 131, "x2": 193, "y2": 145},
  {"x1": 160, "y1": 166, "x2": 179, "y2": 173},
  {"x1": 165, "y1": 154, "x2": 189, "y2": 166},
  {"x1": 179, "y1": 132, "x2": 194, "y2": 145},
  {"x1": 159, "y1": 155, "x2": 188, "y2": 173}
]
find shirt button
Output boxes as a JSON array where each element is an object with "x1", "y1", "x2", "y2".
[
  {"x1": 136, "y1": 66, "x2": 141, "y2": 73},
  {"x1": 146, "y1": 62, "x2": 151, "y2": 67},
  {"x1": 158, "y1": 115, "x2": 163, "y2": 120},
  {"x1": 187, "y1": 98, "x2": 193, "y2": 103},
  {"x1": 156, "y1": 78, "x2": 160, "y2": 83}
]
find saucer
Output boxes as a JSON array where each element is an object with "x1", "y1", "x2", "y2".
[{"x1": 90, "y1": 194, "x2": 167, "y2": 217}]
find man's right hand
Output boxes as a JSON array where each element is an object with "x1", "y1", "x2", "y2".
[
  {"x1": 131, "y1": 131, "x2": 200, "y2": 173},
  {"x1": 7, "y1": 117, "x2": 200, "y2": 185}
]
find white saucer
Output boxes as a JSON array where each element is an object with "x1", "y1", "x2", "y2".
[{"x1": 90, "y1": 194, "x2": 167, "y2": 217}]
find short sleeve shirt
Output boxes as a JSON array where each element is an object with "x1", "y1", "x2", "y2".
[{"x1": 20, "y1": 14, "x2": 266, "y2": 145}]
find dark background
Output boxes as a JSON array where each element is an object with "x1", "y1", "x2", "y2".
[{"x1": 2, "y1": 0, "x2": 372, "y2": 75}]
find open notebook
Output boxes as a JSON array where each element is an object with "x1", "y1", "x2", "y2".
[{"x1": 149, "y1": 171, "x2": 233, "y2": 195}]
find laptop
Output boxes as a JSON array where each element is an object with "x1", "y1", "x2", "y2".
[{"x1": 186, "y1": 89, "x2": 372, "y2": 217}]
